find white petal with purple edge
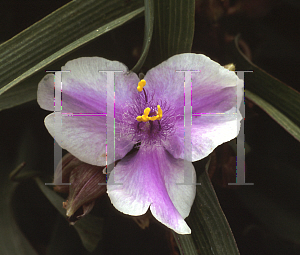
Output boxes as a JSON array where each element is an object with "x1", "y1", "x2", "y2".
[
  {"x1": 107, "y1": 146, "x2": 196, "y2": 234},
  {"x1": 38, "y1": 57, "x2": 139, "y2": 113},
  {"x1": 38, "y1": 57, "x2": 141, "y2": 165},
  {"x1": 144, "y1": 53, "x2": 243, "y2": 161}
]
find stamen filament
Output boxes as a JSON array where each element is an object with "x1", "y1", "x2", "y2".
[{"x1": 143, "y1": 89, "x2": 148, "y2": 103}]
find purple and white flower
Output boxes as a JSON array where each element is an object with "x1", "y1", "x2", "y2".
[{"x1": 37, "y1": 53, "x2": 243, "y2": 234}]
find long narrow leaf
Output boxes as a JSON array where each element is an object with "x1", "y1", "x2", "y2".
[
  {"x1": 35, "y1": 177, "x2": 104, "y2": 252},
  {"x1": 0, "y1": 0, "x2": 144, "y2": 96},
  {"x1": 245, "y1": 90, "x2": 300, "y2": 141},
  {"x1": 185, "y1": 160, "x2": 240, "y2": 255},
  {"x1": 0, "y1": 7, "x2": 144, "y2": 111},
  {"x1": 230, "y1": 35, "x2": 300, "y2": 141},
  {"x1": 146, "y1": 0, "x2": 195, "y2": 67},
  {"x1": 131, "y1": 0, "x2": 154, "y2": 73}
]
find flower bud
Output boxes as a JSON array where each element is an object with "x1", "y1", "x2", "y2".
[{"x1": 54, "y1": 153, "x2": 106, "y2": 223}]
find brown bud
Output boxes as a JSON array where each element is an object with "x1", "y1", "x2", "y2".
[
  {"x1": 53, "y1": 153, "x2": 82, "y2": 193},
  {"x1": 65, "y1": 161, "x2": 106, "y2": 224},
  {"x1": 53, "y1": 153, "x2": 107, "y2": 224}
]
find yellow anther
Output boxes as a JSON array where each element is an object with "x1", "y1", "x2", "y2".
[
  {"x1": 136, "y1": 106, "x2": 163, "y2": 122},
  {"x1": 136, "y1": 107, "x2": 151, "y2": 122},
  {"x1": 157, "y1": 105, "x2": 163, "y2": 120},
  {"x1": 137, "y1": 79, "x2": 146, "y2": 92},
  {"x1": 136, "y1": 116, "x2": 143, "y2": 122},
  {"x1": 143, "y1": 107, "x2": 150, "y2": 116},
  {"x1": 148, "y1": 115, "x2": 158, "y2": 121}
]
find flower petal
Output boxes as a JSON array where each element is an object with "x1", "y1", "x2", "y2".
[
  {"x1": 39, "y1": 57, "x2": 140, "y2": 165},
  {"x1": 38, "y1": 57, "x2": 139, "y2": 113},
  {"x1": 144, "y1": 53, "x2": 243, "y2": 161},
  {"x1": 44, "y1": 112, "x2": 136, "y2": 165},
  {"x1": 107, "y1": 146, "x2": 196, "y2": 234},
  {"x1": 45, "y1": 113, "x2": 107, "y2": 165},
  {"x1": 144, "y1": 53, "x2": 241, "y2": 113},
  {"x1": 163, "y1": 107, "x2": 242, "y2": 162}
]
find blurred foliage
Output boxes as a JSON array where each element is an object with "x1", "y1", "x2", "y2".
[{"x1": 0, "y1": 0, "x2": 300, "y2": 254}]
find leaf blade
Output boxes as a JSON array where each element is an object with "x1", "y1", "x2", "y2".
[
  {"x1": 145, "y1": 0, "x2": 195, "y2": 68},
  {"x1": 131, "y1": 0, "x2": 154, "y2": 73},
  {"x1": 230, "y1": 35, "x2": 300, "y2": 140},
  {"x1": 187, "y1": 160, "x2": 240, "y2": 255},
  {"x1": 35, "y1": 177, "x2": 104, "y2": 252},
  {"x1": 0, "y1": 0, "x2": 144, "y2": 96}
]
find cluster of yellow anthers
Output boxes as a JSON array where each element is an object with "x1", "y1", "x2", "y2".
[{"x1": 136, "y1": 79, "x2": 163, "y2": 122}]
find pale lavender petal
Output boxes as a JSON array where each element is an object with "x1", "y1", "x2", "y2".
[
  {"x1": 107, "y1": 146, "x2": 196, "y2": 234},
  {"x1": 44, "y1": 112, "x2": 134, "y2": 165},
  {"x1": 144, "y1": 53, "x2": 241, "y2": 114},
  {"x1": 163, "y1": 107, "x2": 242, "y2": 161},
  {"x1": 39, "y1": 57, "x2": 140, "y2": 164},
  {"x1": 37, "y1": 73, "x2": 56, "y2": 111},
  {"x1": 144, "y1": 53, "x2": 243, "y2": 161},
  {"x1": 37, "y1": 57, "x2": 139, "y2": 114},
  {"x1": 45, "y1": 113, "x2": 106, "y2": 165}
]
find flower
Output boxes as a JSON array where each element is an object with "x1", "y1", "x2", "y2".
[{"x1": 37, "y1": 53, "x2": 243, "y2": 234}]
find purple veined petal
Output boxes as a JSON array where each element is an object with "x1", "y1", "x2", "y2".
[
  {"x1": 107, "y1": 146, "x2": 196, "y2": 234},
  {"x1": 144, "y1": 53, "x2": 243, "y2": 161},
  {"x1": 143, "y1": 53, "x2": 242, "y2": 113},
  {"x1": 44, "y1": 112, "x2": 135, "y2": 166},
  {"x1": 38, "y1": 57, "x2": 140, "y2": 165},
  {"x1": 37, "y1": 57, "x2": 139, "y2": 114},
  {"x1": 163, "y1": 107, "x2": 242, "y2": 162}
]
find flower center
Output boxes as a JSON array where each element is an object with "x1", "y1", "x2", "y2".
[{"x1": 118, "y1": 79, "x2": 176, "y2": 147}]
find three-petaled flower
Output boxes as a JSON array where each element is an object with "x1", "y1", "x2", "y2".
[{"x1": 37, "y1": 53, "x2": 243, "y2": 234}]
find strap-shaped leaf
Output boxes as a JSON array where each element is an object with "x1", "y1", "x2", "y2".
[
  {"x1": 35, "y1": 177, "x2": 104, "y2": 252},
  {"x1": 245, "y1": 90, "x2": 300, "y2": 141},
  {"x1": 146, "y1": 0, "x2": 195, "y2": 67},
  {"x1": 230, "y1": 35, "x2": 300, "y2": 141},
  {"x1": 180, "y1": 160, "x2": 240, "y2": 255},
  {"x1": 0, "y1": 0, "x2": 144, "y2": 96},
  {"x1": 0, "y1": 172, "x2": 39, "y2": 255},
  {"x1": 0, "y1": 7, "x2": 143, "y2": 112},
  {"x1": 173, "y1": 232, "x2": 198, "y2": 255},
  {"x1": 131, "y1": 0, "x2": 154, "y2": 73}
]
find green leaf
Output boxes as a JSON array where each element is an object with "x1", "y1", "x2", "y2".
[
  {"x1": 145, "y1": 0, "x2": 195, "y2": 67},
  {"x1": 131, "y1": 0, "x2": 154, "y2": 73},
  {"x1": 0, "y1": 77, "x2": 40, "y2": 112},
  {"x1": 173, "y1": 232, "x2": 198, "y2": 255},
  {"x1": 230, "y1": 35, "x2": 300, "y2": 141},
  {"x1": 35, "y1": 177, "x2": 104, "y2": 252},
  {"x1": 186, "y1": 159, "x2": 240, "y2": 255},
  {"x1": 245, "y1": 90, "x2": 300, "y2": 141},
  {"x1": 0, "y1": 0, "x2": 144, "y2": 98},
  {"x1": 0, "y1": 174, "x2": 39, "y2": 255}
]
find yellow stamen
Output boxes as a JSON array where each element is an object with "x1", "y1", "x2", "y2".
[
  {"x1": 157, "y1": 105, "x2": 162, "y2": 120},
  {"x1": 137, "y1": 79, "x2": 146, "y2": 92},
  {"x1": 136, "y1": 105, "x2": 163, "y2": 122}
]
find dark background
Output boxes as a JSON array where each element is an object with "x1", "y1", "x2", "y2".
[{"x1": 1, "y1": 0, "x2": 300, "y2": 254}]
